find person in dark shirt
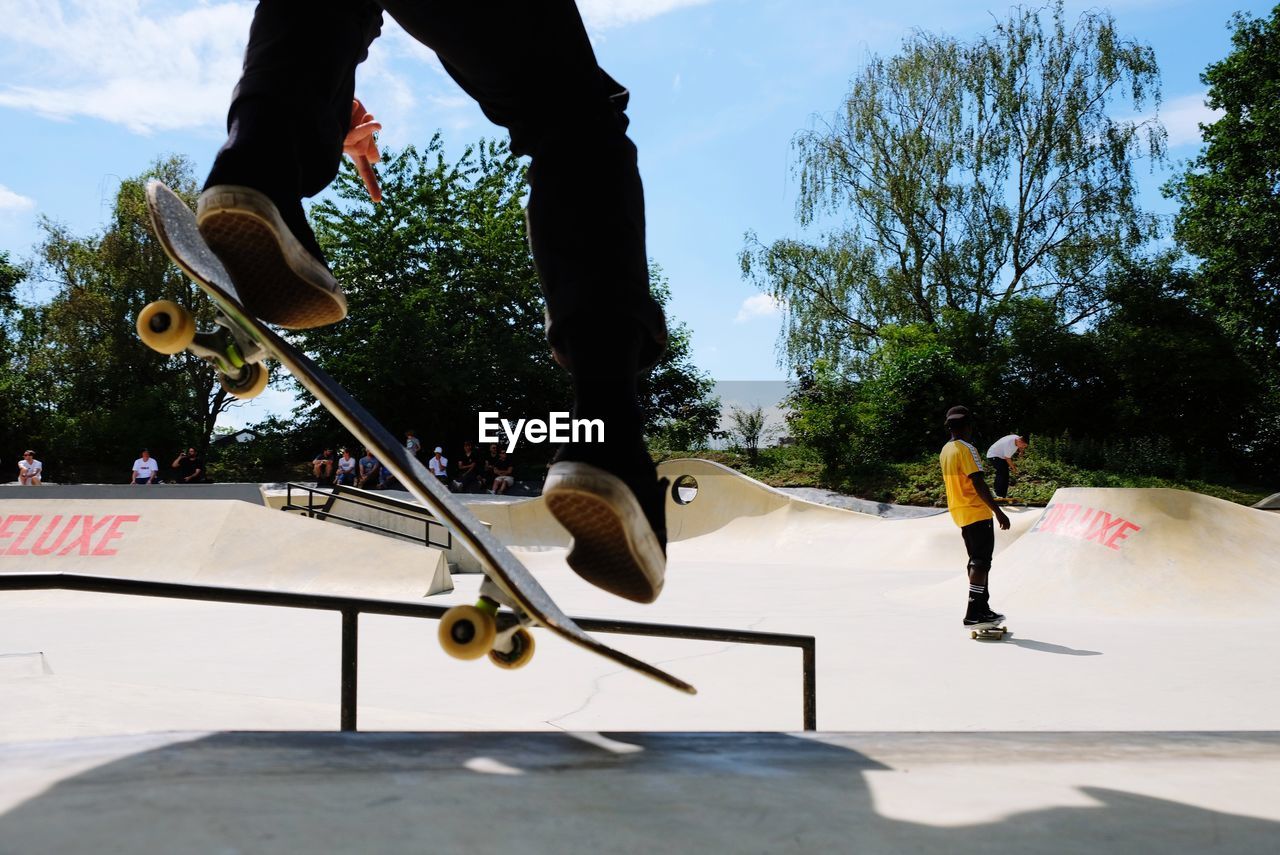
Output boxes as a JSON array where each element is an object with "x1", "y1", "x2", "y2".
[
  {"x1": 481, "y1": 443, "x2": 500, "y2": 492},
  {"x1": 312, "y1": 448, "x2": 336, "y2": 487},
  {"x1": 172, "y1": 447, "x2": 205, "y2": 483},
  {"x1": 491, "y1": 450, "x2": 515, "y2": 495},
  {"x1": 454, "y1": 440, "x2": 482, "y2": 492}
]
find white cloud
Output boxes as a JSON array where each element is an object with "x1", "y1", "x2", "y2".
[
  {"x1": 578, "y1": 0, "x2": 713, "y2": 30},
  {"x1": 0, "y1": 184, "x2": 36, "y2": 213},
  {"x1": 734, "y1": 293, "x2": 781, "y2": 323},
  {"x1": 0, "y1": 1, "x2": 714, "y2": 136},
  {"x1": 1159, "y1": 92, "x2": 1223, "y2": 148},
  {"x1": 0, "y1": 1, "x2": 252, "y2": 133}
]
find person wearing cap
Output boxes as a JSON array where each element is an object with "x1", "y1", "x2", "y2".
[
  {"x1": 18, "y1": 450, "x2": 42, "y2": 486},
  {"x1": 939, "y1": 405, "x2": 1010, "y2": 628},
  {"x1": 427, "y1": 446, "x2": 449, "y2": 487},
  {"x1": 986, "y1": 434, "x2": 1028, "y2": 498}
]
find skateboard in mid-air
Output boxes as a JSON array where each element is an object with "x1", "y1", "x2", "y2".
[
  {"x1": 969, "y1": 621, "x2": 1010, "y2": 641},
  {"x1": 139, "y1": 179, "x2": 694, "y2": 695}
]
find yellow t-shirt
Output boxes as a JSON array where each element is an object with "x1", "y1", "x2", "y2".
[{"x1": 939, "y1": 439, "x2": 992, "y2": 528}]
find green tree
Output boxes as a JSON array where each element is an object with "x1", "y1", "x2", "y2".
[
  {"x1": 21, "y1": 156, "x2": 232, "y2": 480},
  {"x1": 304, "y1": 137, "x2": 560, "y2": 459},
  {"x1": 1165, "y1": 7, "x2": 1280, "y2": 361},
  {"x1": 1088, "y1": 256, "x2": 1260, "y2": 478},
  {"x1": 0, "y1": 251, "x2": 34, "y2": 464},
  {"x1": 742, "y1": 1, "x2": 1164, "y2": 375},
  {"x1": 725, "y1": 404, "x2": 775, "y2": 464},
  {"x1": 639, "y1": 266, "x2": 721, "y2": 451},
  {"x1": 303, "y1": 137, "x2": 719, "y2": 463},
  {"x1": 1164, "y1": 7, "x2": 1280, "y2": 475}
]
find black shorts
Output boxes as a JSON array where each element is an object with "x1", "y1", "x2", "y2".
[{"x1": 961, "y1": 518, "x2": 995, "y2": 567}]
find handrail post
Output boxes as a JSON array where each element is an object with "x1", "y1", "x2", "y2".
[
  {"x1": 341, "y1": 609, "x2": 359, "y2": 731},
  {"x1": 802, "y1": 639, "x2": 817, "y2": 731}
]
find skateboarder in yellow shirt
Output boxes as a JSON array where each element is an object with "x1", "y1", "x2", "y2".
[{"x1": 939, "y1": 406, "x2": 1011, "y2": 627}]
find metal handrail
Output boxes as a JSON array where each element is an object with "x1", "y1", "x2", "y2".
[
  {"x1": 0, "y1": 572, "x2": 817, "y2": 730},
  {"x1": 282, "y1": 482, "x2": 452, "y2": 551}
]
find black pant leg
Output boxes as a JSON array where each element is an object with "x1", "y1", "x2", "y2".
[
  {"x1": 213, "y1": 0, "x2": 384, "y2": 198},
  {"x1": 991, "y1": 458, "x2": 1009, "y2": 497},
  {"x1": 373, "y1": 0, "x2": 666, "y2": 369}
]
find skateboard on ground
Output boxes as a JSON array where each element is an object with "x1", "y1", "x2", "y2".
[
  {"x1": 140, "y1": 180, "x2": 694, "y2": 695},
  {"x1": 969, "y1": 622, "x2": 1010, "y2": 641}
]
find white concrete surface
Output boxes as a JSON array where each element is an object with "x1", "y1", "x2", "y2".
[
  {"x1": 4, "y1": 462, "x2": 1280, "y2": 853},
  {"x1": 2, "y1": 462, "x2": 1278, "y2": 737}
]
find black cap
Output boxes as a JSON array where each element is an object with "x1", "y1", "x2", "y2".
[{"x1": 944, "y1": 405, "x2": 972, "y2": 425}]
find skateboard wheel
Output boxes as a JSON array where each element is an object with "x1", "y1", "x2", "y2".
[
  {"x1": 439, "y1": 605, "x2": 497, "y2": 661},
  {"x1": 219, "y1": 362, "x2": 269, "y2": 399},
  {"x1": 489, "y1": 628, "x2": 535, "y2": 670},
  {"x1": 137, "y1": 300, "x2": 196, "y2": 355}
]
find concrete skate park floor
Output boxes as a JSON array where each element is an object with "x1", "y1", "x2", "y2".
[{"x1": 2, "y1": 460, "x2": 1278, "y2": 852}]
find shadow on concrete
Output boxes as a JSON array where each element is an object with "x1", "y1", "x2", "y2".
[
  {"x1": 1006, "y1": 637, "x2": 1104, "y2": 656},
  {"x1": 1, "y1": 732, "x2": 1276, "y2": 854}
]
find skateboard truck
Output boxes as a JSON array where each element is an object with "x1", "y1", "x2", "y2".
[
  {"x1": 438, "y1": 577, "x2": 537, "y2": 669},
  {"x1": 137, "y1": 299, "x2": 270, "y2": 398}
]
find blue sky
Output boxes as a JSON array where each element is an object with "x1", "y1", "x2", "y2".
[{"x1": 0, "y1": 0, "x2": 1271, "y2": 428}]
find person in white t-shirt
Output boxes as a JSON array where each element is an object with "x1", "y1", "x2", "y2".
[
  {"x1": 335, "y1": 448, "x2": 357, "y2": 486},
  {"x1": 18, "y1": 450, "x2": 42, "y2": 485},
  {"x1": 985, "y1": 434, "x2": 1028, "y2": 498},
  {"x1": 427, "y1": 446, "x2": 449, "y2": 487},
  {"x1": 131, "y1": 449, "x2": 160, "y2": 485}
]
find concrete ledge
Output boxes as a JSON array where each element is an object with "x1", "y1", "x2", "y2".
[{"x1": 0, "y1": 483, "x2": 265, "y2": 504}]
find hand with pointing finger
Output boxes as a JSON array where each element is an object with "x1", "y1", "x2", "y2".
[{"x1": 344, "y1": 98, "x2": 382, "y2": 203}]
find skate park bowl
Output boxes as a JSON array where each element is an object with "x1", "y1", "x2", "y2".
[{"x1": 2, "y1": 464, "x2": 1279, "y2": 852}]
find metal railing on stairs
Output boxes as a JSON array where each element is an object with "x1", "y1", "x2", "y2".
[{"x1": 281, "y1": 482, "x2": 453, "y2": 551}]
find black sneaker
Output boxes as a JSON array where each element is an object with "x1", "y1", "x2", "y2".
[
  {"x1": 543, "y1": 445, "x2": 667, "y2": 604},
  {"x1": 196, "y1": 185, "x2": 346, "y2": 329},
  {"x1": 964, "y1": 608, "x2": 1006, "y2": 627}
]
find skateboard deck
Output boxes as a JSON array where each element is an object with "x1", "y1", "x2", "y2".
[{"x1": 143, "y1": 180, "x2": 694, "y2": 694}]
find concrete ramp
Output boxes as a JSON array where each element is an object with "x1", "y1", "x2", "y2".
[
  {"x1": 998, "y1": 487, "x2": 1280, "y2": 618},
  {"x1": 0, "y1": 500, "x2": 451, "y2": 599},
  {"x1": 656, "y1": 457, "x2": 1039, "y2": 570}
]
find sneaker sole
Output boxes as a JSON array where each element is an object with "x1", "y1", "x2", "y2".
[
  {"x1": 543, "y1": 462, "x2": 665, "y2": 604},
  {"x1": 197, "y1": 186, "x2": 346, "y2": 329}
]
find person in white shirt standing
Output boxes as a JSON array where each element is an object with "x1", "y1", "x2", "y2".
[
  {"x1": 985, "y1": 434, "x2": 1028, "y2": 498},
  {"x1": 131, "y1": 449, "x2": 160, "y2": 485},
  {"x1": 18, "y1": 450, "x2": 42, "y2": 485}
]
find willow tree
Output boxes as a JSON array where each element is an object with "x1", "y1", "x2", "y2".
[{"x1": 741, "y1": 1, "x2": 1166, "y2": 374}]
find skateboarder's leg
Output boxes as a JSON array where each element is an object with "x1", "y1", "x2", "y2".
[
  {"x1": 376, "y1": 0, "x2": 666, "y2": 365},
  {"x1": 200, "y1": 0, "x2": 384, "y2": 328},
  {"x1": 961, "y1": 519, "x2": 999, "y2": 621},
  {"x1": 991, "y1": 457, "x2": 1009, "y2": 498},
  {"x1": 376, "y1": 1, "x2": 669, "y2": 602}
]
